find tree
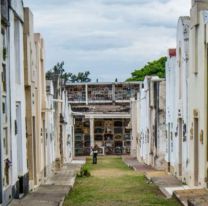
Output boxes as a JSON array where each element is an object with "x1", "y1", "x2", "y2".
[
  {"x1": 46, "y1": 61, "x2": 65, "y2": 80},
  {"x1": 126, "y1": 57, "x2": 167, "y2": 82},
  {"x1": 76, "y1": 71, "x2": 91, "y2": 83},
  {"x1": 46, "y1": 62, "x2": 91, "y2": 83}
]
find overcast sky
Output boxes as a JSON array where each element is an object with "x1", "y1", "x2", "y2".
[{"x1": 23, "y1": 0, "x2": 190, "y2": 82}]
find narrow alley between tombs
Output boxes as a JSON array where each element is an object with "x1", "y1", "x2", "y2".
[{"x1": 3, "y1": 0, "x2": 208, "y2": 206}]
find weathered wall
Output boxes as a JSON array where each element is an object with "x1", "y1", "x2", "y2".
[
  {"x1": 130, "y1": 98, "x2": 138, "y2": 157},
  {"x1": 165, "y1": 49, "x2": 177, "y2": 174}
]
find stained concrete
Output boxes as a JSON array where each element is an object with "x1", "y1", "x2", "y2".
[
  {"x1": 122, "y1": 156, "x2": 155, "y2": 173},
  {"x1": 174, "y1": 189, "x2": 208, "y2": 206},
  {"x1": 188, "y1": 195, "x2": 208, "y2": 206},
  {"x1": 123, "y1": 156, "x2": 183, "y2": 199},
  {"x1": 10, "y1": 160, "x2": 85, "y2": 206},
  {"x1": 123, "y1": 156, "x2": 208, "y2": 206}
]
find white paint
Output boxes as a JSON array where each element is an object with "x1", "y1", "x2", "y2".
[{"x1": 9, "y1": 0, "x2": 28, "y2": 187}]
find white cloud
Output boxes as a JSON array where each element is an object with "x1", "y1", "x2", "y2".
[{"x1": 23, "y1": 0, "x2": 191, "y2": 81}]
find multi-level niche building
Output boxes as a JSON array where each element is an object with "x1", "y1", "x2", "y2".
[{"x1": 66, "y1": 82, "x2": 140, "y2": 156}]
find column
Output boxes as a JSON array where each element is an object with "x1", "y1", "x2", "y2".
[
  {"x1": 112, "y1": 83, "x2": 115, "y2": 101},
  {"x1": 90, "y1": 118, "x2": 94, "y2": 150},
  {"x1": 85, "y1": 84, "x2": 88, "y2": 105}
]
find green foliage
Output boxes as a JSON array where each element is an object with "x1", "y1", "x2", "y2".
[
  {"x1": 77, "y1": 165, "x2": 91, "y2": 177},
  {"x1": 46, "y1": 61, "x2": 65, "y2": 81},
  {"x1": 70, "y1": 71, "x2": 91, "y2": 83},
  {"x1": 126, "y1": 57, "x2": 167, "y2": 82},
  {"x1": 46, "y1": 61, "x2": 91, "y2": 83}
]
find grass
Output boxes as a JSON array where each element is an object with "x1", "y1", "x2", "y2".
[{"x1": 64, "y1": 156, "x2": 181, "y2": 206}]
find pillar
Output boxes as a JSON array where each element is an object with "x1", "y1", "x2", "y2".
[
  {"x1": 85, "y1": 84, "x2": 88, "y2": 105},
  {"x1": 112, "y1": 83, "x2": 115, "y2": 101},
  {"x1": 90, "y1": 118, "x2": 94, "y2": 149}
]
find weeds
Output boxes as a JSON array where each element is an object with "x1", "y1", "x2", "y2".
[{"x1": 77, "y1": 165, "x2": 91, "y2": 177}]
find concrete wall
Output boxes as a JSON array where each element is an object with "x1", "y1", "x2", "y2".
[
  {"x1": 138, "y1": 76, "x2": 166, "y2": 170},
  {"x1": 45, "y1": 80, "x2": 56, "y2": 177},
  {"x1": 136, "y1": 93, "x2": 141, "y2": 162},
  {"x1": 139, "y1": 79, "x2": 150, "y2": 164},
  {"x1": 130, "y1": 98, "x2": 138, "y2": 157}
]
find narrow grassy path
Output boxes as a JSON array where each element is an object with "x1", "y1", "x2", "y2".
[{"x1": 64, "y1": 157, "x2": 181, "y2": 206}]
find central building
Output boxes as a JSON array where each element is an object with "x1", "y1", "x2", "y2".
[{"x1": 65, "y1": 82, "x2": 140, "y2": 156}]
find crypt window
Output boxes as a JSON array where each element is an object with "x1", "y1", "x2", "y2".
[
  {"x1": 114, "y1": 135, "x2": 122, "y2": 140},
  {"x1": 114, "y1": 127, "x2": 123, "y2": 134},
  {"x1": 95, "y1": 120, "x2": 104, "y2": 127},
  {"x1": 84, "y1": 135, "x2": 90, "y2": 141},
  {"x1": 104, "y1": 134, "x2": 113, "y2": 141},
  {"x1": 95, "y1": 135, "x2": 103, "y2": 141},
  {"x1": 114, "y1": 120, "x2": 122, "y2": 127},
  {"x1": 75, "y1": 134, "x2": 83, "y2": 141},
  {"x1": 75, "y1": 128, "x2": 83, "y2": 134},
  {"x1": 94, "y1": 128, "x2": 104, "y2": 134},
  {"x1": 124, "y1": 134, "x2": 130, "y2": 140}
]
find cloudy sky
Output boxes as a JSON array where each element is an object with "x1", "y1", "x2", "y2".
[{"x1": 23, "y1": 0, "x2": 190, "y2": 82}]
